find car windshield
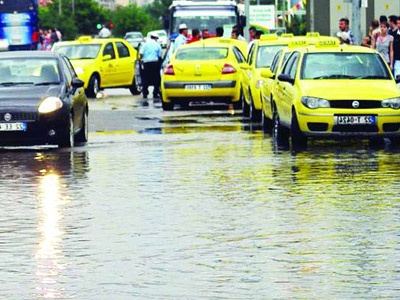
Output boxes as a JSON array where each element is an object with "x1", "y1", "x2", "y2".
[
  {"x1": 256, "y1": 45, "x2": 285, "y2": 68},
  {"x1": 0, "y1": 58, "x2": 60, "y2": 85},
  {"x1": 175, "y1": 47, "x2": 228, "y2": 60},
  {"x1": 53, "y1": 44, "x2": 101, "y2": 59},
  {"x1": 301, "y1": 52, "x2": 392, "y2": 79}
]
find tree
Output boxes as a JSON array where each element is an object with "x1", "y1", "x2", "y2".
[
  {"x1": 145, "y1": 0, "x2": 172, "y2": 29},
  {"x1": 111, "y1": 5, "x2": 155, "y2": 38},
  {"x1": 39, "y1": 0, "x2": 110, "y2": 40}
]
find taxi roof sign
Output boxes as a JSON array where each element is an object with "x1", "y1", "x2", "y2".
[
  {"x1": 288, "y1": 38, "x2": 310, "y2": 48},
  {"x1": 315, "y1": 37, "x2": 340, "y2": 47},
  {"x1": 281, "y1": 33, "x2": 294, "y2": 38},
  {"x1": 260, "y1": 34, "x2": 279, "y2": 41},
  {"x1": 306, "y1": 32, "x2": 320, "y2": 38},
  {"x1": 78, "y1": 36, "x2": 92, "y2": 43}
]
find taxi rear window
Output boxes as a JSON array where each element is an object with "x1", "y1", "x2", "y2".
[
  {"x1": 53, "y1": 44, "x2": 101, "y2": 59},
  {"x1": 301, "y1": 52, "x2": 391, "y2": 80},
  {"x1": 175, "y1": 47, "x2": 228, "y2": 60},
  {"x1": 256, "y1": 45, "x2": 285, "y2": 68}
]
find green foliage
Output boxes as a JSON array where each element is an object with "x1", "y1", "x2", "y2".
[
  {"x1": 111, "y1": 5, "x2": 155, "y2": 37},
  {"x1": 39, "y1": 0, "x2": 110, "y2": 40},
  {"x1": 39, "y1": 0, "x2": 171, "y2": 40},
  {"x1": 145, "y1": 0, "x2": 172, "y2": 29}
]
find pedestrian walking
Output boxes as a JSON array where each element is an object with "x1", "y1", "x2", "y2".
[
  {"x1": 372, "y1": 21, "x2": 394, "y2": 70},
  {"x1": 390, "y1": 17, "x2": 400, "y2": 79},
  {"x1": 139, "y1": 33, "x2": 163, "y2": 99}
]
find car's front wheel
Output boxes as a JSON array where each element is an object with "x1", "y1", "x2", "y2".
[
  {"x1": 272, "y1": 107, "x2": 289, "y2": 146},
  {"x1": 87, "y1": 74, "x2": 100, "y2": 98},
  {"x1": 58, "y1": 112, "x2": 74, "y2": 148},
  {"x1": 291, "y1": 109, "x2": 307, "y2": 148},
  {"x1": 75, "y1": 109, "x2": 88, "y2": 144},
  {"x1": 130, "y1": 75, "x2": 142, "y2": 95},
  {"x1": 162, "y1": 100, "x2": 174, "y2": 111}
]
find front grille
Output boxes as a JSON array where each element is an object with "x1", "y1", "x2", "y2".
[
  {"x1": 0, "y1": 112, "x2": 37, "y2": 121},
  {"x1": 330, "y1": 100, "x2": 381, "y2": 109},
  {"x1": 332, "y1": 124, "x2": 378, "y2": 132}
]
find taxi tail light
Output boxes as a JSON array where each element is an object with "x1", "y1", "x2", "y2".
[
  {"x1": 164, "y1": 65, "x2": 175, "y2": 75},
  {"x1": 222, "y1": 64, "x2": 236, "y2": 74}
]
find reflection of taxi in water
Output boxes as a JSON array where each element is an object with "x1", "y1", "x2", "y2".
[
  {"x1": 272, "y1": 38, "x2": 400, "y2": 146},
  {"x1": 243, "y1": 33, "x2": 294, "y2": 122},
  {"x1": 161, "y1": 38, "x2": 249, "y2": 111},
  {"x1": 52, "y1": 36, "x2": 141, "y2": 98}
]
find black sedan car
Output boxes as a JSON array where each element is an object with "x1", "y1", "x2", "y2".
[{"x1": 0, "y1": 51, "x2": 88, "y2": 148}]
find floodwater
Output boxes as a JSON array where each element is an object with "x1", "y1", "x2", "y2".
[{"x1": 1, "y1": 105, "x2": 400, "y2": 299}]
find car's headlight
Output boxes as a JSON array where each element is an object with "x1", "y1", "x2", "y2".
[
  {"x1": 38, "y1": 97, "x2": 63, "y2": 113},
  {"x1": 301, "y1": 96, "x2": 330, "y2": 109},
  {"x1": 74, "y1": 66, "x2": 84, "y2": 75},
  {"x1": 382, "y1": 97, "x2": 400, "y2": 109}
]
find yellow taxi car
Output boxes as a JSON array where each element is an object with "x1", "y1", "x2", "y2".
[
  {"x1": 161, "y1": 38, "x2": 249, "y2": 111},
  {"x1": 243, "y1": 33, "x2": 294, "y2": 122},
  {"x1": 260, "y1": 38, "x2": 314, "y2": 131},
  {"x1": 272, "y1": 38, "x2": 400, "y2": 147},
  {"x1": 52, "y1": 36, "x2": 141, "y2": 98}
]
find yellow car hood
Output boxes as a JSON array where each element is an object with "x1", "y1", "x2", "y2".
[{"x1": 300, "y1": 80, "x2": 400, "y2": 99}]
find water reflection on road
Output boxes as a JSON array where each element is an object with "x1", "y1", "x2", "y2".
[{"x1": 1, "y1": 107, "x2": 400, "y2": 299}]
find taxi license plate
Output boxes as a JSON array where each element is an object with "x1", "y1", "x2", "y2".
[
  {"x1": 335, "y1": 115, "x2": 376, "y2": 125},
  {"x1": 185, "y1": 84, "x2": 211, "y2": 91},
  {"x1": 0, "y1": 122, "x2": 27, "y2": 131}
]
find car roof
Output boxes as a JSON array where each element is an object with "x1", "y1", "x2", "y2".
[
  {"x1": 189, "y1": 37, "x2": 248, "y2": 55},
  {"x1": 300, "y1": 39, "x2": 377, "y2": 54},
  {"x1": 0, "y1": 50, "x2": 63, "y2": 59},
  {"x1": 55, "y1": 36, "x2": 128, "y2": 46}
]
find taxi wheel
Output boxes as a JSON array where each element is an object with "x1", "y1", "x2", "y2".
[
  {"x1": 261, "y1": 109, "x2": 272, "y2": 133},
  {"x1": 87, "y1": 74, "x2": 100, "y2": 98},
  {"x1": 130, "y1": 76, "x2": 142, "y2": 95},
  {"x1": 162, "y1": 100, "x2": 174, "y2": 111},
  {"x1": 291, "y1": 109, "x2": 307, "y2": 147},
  {"x1": 242, "y1": 93, "x2": 250, "y2": 119},
  {"x1": 58, "y1": 112, "x2": 75, "y2": 148},
  {"x1": 249, "y1": 92, "x2": 261, "y2": 123},
  {"x1": 272, "y1": 109, "x2": 289, "y2": 146}
]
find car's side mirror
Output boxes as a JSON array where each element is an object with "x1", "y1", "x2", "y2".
[
  {"x1": 261, "y1": 68, "x2": 275, "y2": 79},
  {"x1": 278, "y1": 73, "x2": 295, "y2": 85},
  {"x1": 102, "y1": 54, "x2": 112, "y2": 61},
  {"x1": 72, "y1": 77, "x2": 84, "y2": 88}
]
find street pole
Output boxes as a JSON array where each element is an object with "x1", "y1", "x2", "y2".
[
  {"x1": 72, "y1": 0, "x2": 75, "y2": 14},
  {"x1": 352, "y1": 0, "x2": 361, "y2": 45},
  {"x1": 58, "y1": 0, "x2": 61, "y2": 15},
  {"x1": 245, "y1": 0, "x2": 250, "y2": 40}
]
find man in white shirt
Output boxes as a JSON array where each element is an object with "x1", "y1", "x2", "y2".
[{"x1": 173, "y1": 23, "x2": 188, "y2": 53}]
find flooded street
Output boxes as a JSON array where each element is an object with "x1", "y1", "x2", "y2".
[{"x1": 1, "y1": 90, "x2": 400, "y2": 299}]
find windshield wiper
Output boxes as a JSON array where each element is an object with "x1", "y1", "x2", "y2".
[
  {"x1": 35, "y1": 82, "x2": 60, "y2": 86},
  {"x1": 0, "y1": 82, "x2": 35, "y2": 86},
  {"x1": 358, "y1": 75, "x2": 389, "y2": 79},
  {"x1": 311, "y1": 74, "x2": 357, "y2": 79}
]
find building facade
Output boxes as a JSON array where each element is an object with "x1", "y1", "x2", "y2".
[{"x1": 307, "y1": 0, "x2": 400, "y2": 44}]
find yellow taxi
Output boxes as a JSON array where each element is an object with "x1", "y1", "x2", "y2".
[
  {"x1": 243, "y1": 33, "x2": 295, "y2": 122},
  {"x1": 161, "y1": 38, "x2": 249, "y2": 111},
  {"x1": 260, "y1": 38, "x2": 313, "y2": 131},
  {"x1": 272, "y1": 38, "x2": 400, "y2": 147},
  {"x1": 52, "y1": 36, "x2": 141, "y2": 98}
]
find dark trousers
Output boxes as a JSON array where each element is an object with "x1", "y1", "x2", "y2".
[{"x1": 142, "y1": 61, "x2": 161, "y2": 96}]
